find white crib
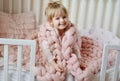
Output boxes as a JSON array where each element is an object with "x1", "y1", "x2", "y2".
[
  {"x1": 0, "y1": 0, "x2": 120, "y2": 81},
  {"x1": 0, "y1": 38, "x2": 36, "y2": 81},
  {"x1": 0, "y1": 38, "x2": 120, "y2": 81}
]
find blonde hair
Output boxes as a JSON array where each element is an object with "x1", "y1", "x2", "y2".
[{"x1": 45, "y1": 1, "x2": 68, "y2": 22}]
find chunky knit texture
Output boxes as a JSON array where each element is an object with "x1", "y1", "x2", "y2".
[
  {"x1": 37, "y1": 22, "x2": 81, "y2": 81},
  {"x1": 0, "y1": 26, "x2": 119, "y2": 81}
]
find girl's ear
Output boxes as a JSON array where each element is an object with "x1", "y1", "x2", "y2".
[
  {"x1": 49, "y1": 20, "x2": 54, "y2": 27},
  {"x1": 48, "y1": 19, "x2": 52, "y2": 23},
  {"x1": 50, "y1": 22, "x2": 54, "y2": 27}
]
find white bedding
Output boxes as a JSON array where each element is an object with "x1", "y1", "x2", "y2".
[
  {"x1": 0, "y1": 58, "x2": 37, "y2": 81},
  {"x1": 0, "y1": 69, "x2": 30, "y2": 81},
  {"x1": 0, "y1": 64, "x2": 119, "y2": 81}
]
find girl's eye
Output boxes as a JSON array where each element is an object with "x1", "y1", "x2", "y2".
[
  {"x1": 56, "y1": 17, "x2": 59, "y2": 20},
  {"x1": 63, "y1": 16, "x2": 66, "y2": 19}
]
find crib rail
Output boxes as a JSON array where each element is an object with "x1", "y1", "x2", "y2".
[
  {"x1": 100, "y1": 44, "x2": 120, "y2": 81},
  {"x1": 0, "y1": 38, "x2": 36, "y2": 81}
]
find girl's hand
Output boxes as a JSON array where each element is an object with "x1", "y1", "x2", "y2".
[{"x1": 51, "y1": 59, "x2": 64, "y2": 73}]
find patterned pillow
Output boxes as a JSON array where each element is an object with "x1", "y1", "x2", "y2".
[{"x1": 0, "y1": 11, "x2": 36, "y2": 39}]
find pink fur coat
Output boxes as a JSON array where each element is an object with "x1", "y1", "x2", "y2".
[{"x1": 37, "y1": 22, "x2": 81, "y2": 81}]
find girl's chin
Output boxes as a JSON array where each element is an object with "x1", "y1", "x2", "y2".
[{"x1": 58, "y1": 27, "x2": 66, "y2": 30}]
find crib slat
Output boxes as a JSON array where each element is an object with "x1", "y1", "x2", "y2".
[
  {"x1": 62, "y1": 0, "x2": 69, "y2": 12},
  {"x1": 22, "y1": 0, "x2": 31, "y2": 12},
  {"x1": 112, "y1": 51, "x2": 120, "y2": 81},
  {"x1": 95, "y1": 0, "x2": 104, "y2": 28},
  {"x1": 78, "y1": 0, "x2": 87, "y2": 28},
  {"x1": 30, "y1": 44, "x2": 36, "y2": 81},
  {"x1": 9, "y1": 0, "x2": 12, "y2": 13},
  {"x1": 103, "y1": 0, "x2": 113, "y2": 30},
  {"x1": 100, "y1": 45, "x2": 120, "y2": 81},
  {"x1": 35, "y1": 0, "x2": 41, "y2": 28},
  {"x1": 17, "y1": 46, "x2": 22, "y2": 81},
  {"x1": 4, "y1": 45, "x2": 9, "y2": 81},
  {"x1": 100, "y1": 44, "x2": 109, "y2": 81},
  {"x1": 18, "y1": 0, "x2": 21, "y2": 13},
  {"x1": 86, "y1": 0, "x2": 95, "y2": 28},
  {"x1": 69, "y1": 0, "x2": 78, "y2": 25},
  {"x1": 28, "y1": 0, "x2": 31, "y2": 11},
  {"x1": 42, "y1": 0, "x2": 50, "y2": 23},
  {"x1": 111, "y1": 0, "x2": 120, "y2": 34},
  {"x1": 0, "y1": 0, "x2": 3, "y2": 11}
]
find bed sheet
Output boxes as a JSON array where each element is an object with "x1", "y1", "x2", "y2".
[{"x1": 0, "y1": 57, "x2": 37, "y2": 81}]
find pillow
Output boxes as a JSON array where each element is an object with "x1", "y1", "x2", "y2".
[
  {"x1": 0, "y1": 11, "x2": 36, "y2": 39},
  {"x1": 79, "y1": 28, "x2": 120, "y2": 45}
]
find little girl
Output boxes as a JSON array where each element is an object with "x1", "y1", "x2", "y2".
[{"x1": 37, "y1": 1, "x2": 81, "y2": 81}]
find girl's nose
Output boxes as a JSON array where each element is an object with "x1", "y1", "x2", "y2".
[{"x1": 60, "y1": 18, "x2": 64, "y2": 22}]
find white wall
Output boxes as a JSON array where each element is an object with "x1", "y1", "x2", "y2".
[{"x1": 0, "y1": 0, "x2": 120, "y2": 37}]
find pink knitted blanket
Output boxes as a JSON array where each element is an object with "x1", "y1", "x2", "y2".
[{"x1": 0, "y1": 26, "x2": 119, "y2": 81}]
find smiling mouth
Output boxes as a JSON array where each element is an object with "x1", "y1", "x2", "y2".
[
  {"x1": 60, "y1": 24, "x2": 65, "y2": 26},
  {"x1": 59, "y1": 23, "x2": 66, "y2": 26},
  {"x1": 60, "y1": 22, "x2": 66, "y2": 25}
]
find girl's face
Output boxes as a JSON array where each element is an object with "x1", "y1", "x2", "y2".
[{"x1": 52, "y1": 15, "x2": 69, "y2": 30}]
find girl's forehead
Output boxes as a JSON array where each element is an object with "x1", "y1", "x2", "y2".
[
  {"x1": 54, "y1": 12, "x2": 67, "y2": 17},
  {"x1": 53, "y1": 9, "x2": 67, "y2": 17},
  {"x1": 54, "y1": 14, "x2": 66, "y2": 17}
]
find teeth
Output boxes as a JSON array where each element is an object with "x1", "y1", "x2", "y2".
[{"x1": 61, "y1": 23, "x2": 64, "y2": 24}]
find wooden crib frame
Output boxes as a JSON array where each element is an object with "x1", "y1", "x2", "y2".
[{"x1": 0, "y1": 38, "x2": 36, "y2": 81}]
